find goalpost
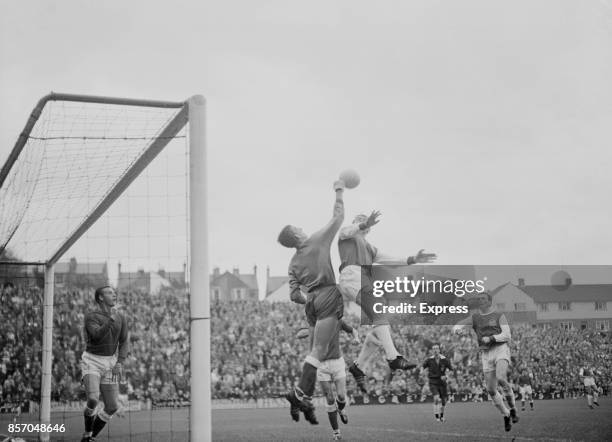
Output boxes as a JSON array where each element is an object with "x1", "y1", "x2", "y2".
[{"x1": 0, "y1": 93, "x2": 210, "y2": 441}]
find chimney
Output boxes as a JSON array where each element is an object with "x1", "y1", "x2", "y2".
[
  {"x1": 518, "y1": 278, "x2": 525, "y2": 287},
  {"x1": 253, "y1": 265, "x2": 257, "y2": 275},
  {"x1": 233, "y1": 267, "x2": 240, "y2": 276},
  {"x1": 118, "y1": 262, "x2": 122, "y2": 276},
  {"x1": 266, "y1": 266, "x2": 270, "y2": 280}
]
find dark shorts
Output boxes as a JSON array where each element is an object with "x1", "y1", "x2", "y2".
[
  {"x1": 305, "y1": 285, "x2": 343, "y2": 327},
  {"x1": 429, "y1": 380, "x2": 448, "y2": 400}
]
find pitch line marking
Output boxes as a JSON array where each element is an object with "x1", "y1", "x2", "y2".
[{"x1": 351, "y1": 425, "x2": 570, "y2": 441}]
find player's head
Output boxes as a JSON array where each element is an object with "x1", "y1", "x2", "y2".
[
  {"x1": 478, "y1": 291, "x2": 492, "y2": 311},
  {"x1": 521, "y1": 368, "x2": 528, "y2": 375},
  {"x1": 277, "y1": 225, "x2": 307, "y2": 248},
  {"x1": 431, "y1": 343, "x2": 441, "y2": 356},
  {"x1": 352, "y1": 214, "x2": 371, "y2": 234},
  {"x1": 2, "y1": 281, "x2": 15, "y2": 294},
  {"x1": 94, "y1": 285, "x2": 117, "y2": 306}
]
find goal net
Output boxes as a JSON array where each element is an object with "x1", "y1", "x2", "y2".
[{"x1": 0, "y1": 93, "x2": 209, "y2": 441}]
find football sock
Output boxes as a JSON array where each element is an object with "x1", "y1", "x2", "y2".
[
  {"x1": 84, "y1": 407, "x2": 96, "y2": 433},
  {"x1": 502, "y1": 386, "x2": 516, "y2": 411},
  {"x1": 356, "y1": 335, "x2": 380, "y2": 369},
  {"x1": 91, "y1": 415, "x2": 108, "y2": 437},
  {"x1": 492, "y1": 391, "x2": 510, "y2": 416},
  {"x1": 328, "y1": 410, "x2": 339, "y2": 430},
  {"x1": 336, "y1": 398, "x2": 346, "y2": 411}
]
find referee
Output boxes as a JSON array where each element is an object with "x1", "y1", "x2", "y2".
[{"x1": 421, "y1": 343, "x2": 453, "y2": 422}]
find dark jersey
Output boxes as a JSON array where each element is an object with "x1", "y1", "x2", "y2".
[
  {"x1": 84, "y1": 310, "x2": 128, "y2": 362},
  {"x1": 518, "y1": 375, "x2": 532, "y2": 387},
  {"x1": 472, "y1": 311, "x2": 504, "y2": 350},
  {"x1": 422, "y1": 355, "x2": 453, "y2": 382},
  {"x1": 288, "y1": 200, "x2": 344, "y2": 301}
]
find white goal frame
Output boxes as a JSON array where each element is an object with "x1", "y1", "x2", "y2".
[{"x1": 0, "y1": 93, "x2": 210, "y2": 442}]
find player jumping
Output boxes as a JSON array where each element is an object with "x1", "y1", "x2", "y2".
[
  {"x1": 278, "y1": 179, "x2": 347, "y2": 425},
  {"x1": 421, "y1": 343, "x2": 453, "y2": 422},
  {"x1": 80, "y1": 286, "x2": 128, "y2": 442},
  {"x1": 517, "y1": 368, "x2": 534, "y2": 411},
  {"x1": 452, "y1": 292, "x2": 519, "y2": 432},
  {"x1": 314, "y1": 319, "x2": 360, "y2": 440},
  {"x1": 580, "y1": 367, "x2": 600, "y2": 409},
  {"x1": 337, "y1": 211, "x2": 436, "y2": 392}
]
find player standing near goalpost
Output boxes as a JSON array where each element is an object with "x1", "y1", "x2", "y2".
[
  {"x1": 277, "y1": 179, "x2": 347, "y2": 424},
  {"x1": 336, "y1": 211, "x2": 437, "y2": 392},
  {"x1": 79, "y1": 286, "x2": 128, "y2": 442},
  {"x1": 452, "y1": 292, "x2": 519, "y2": 432}
]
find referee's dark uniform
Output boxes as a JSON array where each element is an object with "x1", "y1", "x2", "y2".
[{"x1": 423, "y1": 355, "x2": 453, "y2": 401}]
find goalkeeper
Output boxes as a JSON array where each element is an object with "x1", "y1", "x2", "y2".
[{"x1": 79, "y1": 286, "x2": 128, "y2": 442}]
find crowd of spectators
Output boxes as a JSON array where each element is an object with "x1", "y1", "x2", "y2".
[
  {"x1": 1, "y1": 282, "x2": 190, "y2": 409},
  {"x1": 1, "y1": 284, "x2": 610, "y2": 410},
  {"x1": 210, "y1": 301, "x2": 612, "y2": 401}
]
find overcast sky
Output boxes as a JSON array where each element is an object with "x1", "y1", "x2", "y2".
[{"x1": 1, "y1": 1, "x2": 612, "y2": 293}]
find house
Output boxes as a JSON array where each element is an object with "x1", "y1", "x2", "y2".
[
  {"x1": 55, "y1": 258, "x2": 108, "y2": 288},
  {"x1": 489, "y1": 282, "x2": 538, "y2": 325},
  {"x1": 491, "y1": 278, "x2": 611, "y2": 331},
  {"x1": 265, "y1": 266, "x2": 290, "y2": 302},
  {"x1": 209, "y1": 266, "x2": 259, "y2": 301},
  {"x1": 520, "y1": 280, "x2": 611, "y2": 331},
  {"x1": 116, "y1": 263, "x2": 172, "y2": 295}
]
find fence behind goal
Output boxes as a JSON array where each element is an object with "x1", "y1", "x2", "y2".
[{"x1": 0, "y1": 93, "x2": 210, "y2": 441}]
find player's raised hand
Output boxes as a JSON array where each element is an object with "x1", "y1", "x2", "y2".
[
  {"x1": 333, "y1": 180, "x2": 346, "y2": 191},
  {"x1": 414, "y1": 249, "x2": 437, "y2": 263},
  {"x1": 364, "y1": 210, "x2": 381, "y2": 229},
  {"x1": 112, "y1": 362, "x2": 123, "y2": 383}
]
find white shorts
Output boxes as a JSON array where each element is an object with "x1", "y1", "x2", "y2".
[
  {"x1": 480, "y1": 343, "x2": 510, "y2": 373},
  {"x1": 338, "y1": 266, "x2": 361, "y2": 303},
  {"x1": 80, "y1": 351, "x2": 118, "y2": 384},
  {"x1": 317, "y1": 358, "x2": 347, "y2": 383},
  {"x1": 519, "y1": 385, "x2": 533, "y2": 396},
  {"x1": 583, "y1": 377, "x2": 596, "y2": 388}
]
